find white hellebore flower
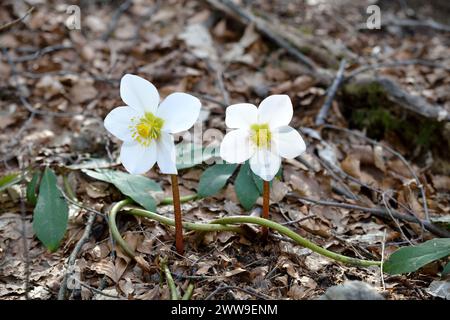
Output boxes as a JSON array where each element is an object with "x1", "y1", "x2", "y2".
[
  {"x1": 104, "y1": 74, "x2": 201, "y2": 175},
  {"x1": 220, "y1": 95, "x2": 306, "y2": 181}
]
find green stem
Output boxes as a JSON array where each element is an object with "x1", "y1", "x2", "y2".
[
  {"x1": 161, "y1": 259, "x2": 180, "y2": 300},
  {"x1": 182, "y1": 283, "x2": 194, "y2": 300},
  {"x1": 160, "y1": 194, "x2": 198, "y2": 205},
  {"x1": 109, "y1": 199, "x2": 244, "y2": 257},
  {"x1": 212, "y1": 216, "x2": 381, "y2": 267},
  {"x1": 109, "y1": 199, "x2": 381, "y2": 268}
]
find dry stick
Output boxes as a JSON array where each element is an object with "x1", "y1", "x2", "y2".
[
  {"x1": 315, "y1": 59, "x2": 347, "y2": 126},
  {"x1": 0, "y1": 6, "x2": 34, "y2": 32},
  {"x1": 381, "y1": 191, "x2": 414, "y2": 245},
  {"x1": 170, "y1": 174, "x2": 184, "y2": 255},
  {"x1": 323, "y1": 125, "x2": 431, "y2": 222},
  {"x1": 10, "y1": 44, "x2": 73, "y2": 63},
  {"x1": 262, "y1": 181, "x2": 270, "y2": 239},
  {"x1": 386, "y1": 18, "x2": 450, "y2": 33},
  {"x1": 293, "y1": 195, "x2": 450, "y2": 238},
  {"x1": 58, "y1": 212, "x2": 96, "y2": 300}
]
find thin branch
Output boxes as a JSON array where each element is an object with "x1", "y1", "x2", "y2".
[
  {"x1": 315, "y1": 59, "x2": 347, "y2": 126},
  {"x1": 347, "y1": 59, "x2": 450, "y2": 80},
  {"x1": 58, "y1": 212, "x2": 96, "y2": 300},
  {"x1": 0, "y1": 7, "x2": 34, "y2": 32},
  {"x1": 10, "y1": 44, "x2": 73, "y2": 63},
  {"x1": 292, "y1": 195, "x2": 450, "y2": 238}
]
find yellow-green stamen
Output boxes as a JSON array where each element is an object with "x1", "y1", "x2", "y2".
[
  {"x1": 130, "y1": 112, "x2": 164, "y2": 146},
  {"x1": 250, "y1": 123, "x2": 271, "y2": 148}
]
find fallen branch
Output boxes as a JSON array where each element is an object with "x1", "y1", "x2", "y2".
[{"x1": 315, "y1": 59, "x2": 347, "y2": 126}]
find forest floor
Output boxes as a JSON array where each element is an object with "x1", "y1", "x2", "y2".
[{"x1": 0, "y1": 0, "x2": 449, "y2": 300}]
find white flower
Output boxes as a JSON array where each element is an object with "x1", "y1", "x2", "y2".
[
  {"x1": 104, "y1": 74, "x2": 201, "y2": 175},
  {"x1": 220, "y1": 95, "x2": 306, "y2": 181}
]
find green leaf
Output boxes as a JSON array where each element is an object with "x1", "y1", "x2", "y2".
[
  {"x1": 384, "y1": 239, "x2": 450, "y2": 275},
  {"x1": 176, "y1": 143, "x2": 214, "y2": 170},
  {"x1": 0, "y1": 172, "x2": 21, "y2": 192},
  {"x1": 198, "y1": 163, "x2": 238, "y2": 197},
  {"x1": 251, "y1": 166, "x2": 282, "y2": 194},
  {"x1": 26, "y1": 171, "x2": 41, "y2": 205},
  {"x1": 443, "y1": 262, "x2": 450, "y2": 276},
  {"x1": 83, "y1": 169, "x2": 161, "y2": 211},
  {"x1": 32, "y1": 168, "x2": 68, "y2": 252},
  {"x1": 235, "y1": 163, "x2": 260, "y2": 211}
]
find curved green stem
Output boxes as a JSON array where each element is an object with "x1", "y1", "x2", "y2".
[
  {"x1": 109, "y1": 199, "x2": 381, "y2": 268},
  {"x1": 160, "y1": 194, "x2": 198, "y2": 205},
  {"x1": 109, "y1": 199, "x2": 244, "y2": 257},
  {"x1": 212, "y1": 216, "x2": 381, "y2": 267}
]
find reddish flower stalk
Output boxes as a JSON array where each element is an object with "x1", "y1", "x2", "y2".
[{"x1": 171, "y1": 174, "x2": 184, "y2": 255}]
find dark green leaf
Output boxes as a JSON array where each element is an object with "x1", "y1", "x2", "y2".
[
  {"x1": 443, "y1": 262, "x2": 450, "y2": 276},
  {"x1": 83, "y1": 169, "x2": 161, "y2": 211},
  {"x1": 235, "y1": 163, "x2": 260, "y2": 211},
  {"x1": 26, "y1": 171, "x2": 41, "y2": 205},
  {"x1": 198, "y1": 163, "x2": 238, "y2": 197},
  {"x1": 384, "y1": 239, "x2": 450, "y2": 275},
  {"x1": 0, "y1": 172, "x2": 21, "y2": 192},
  {"x1": 32, "y1": 168, "x2": 68, "y2": 252}
]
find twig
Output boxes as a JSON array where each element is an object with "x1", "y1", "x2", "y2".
[
  {"x1": 346, "y1": 59, "x2": 450, "y2": 80},
  {"x1": 386, "y1": 17, "x2": 450, "y2": 33},
  {"x1": 292, "y1": 195, "x2": 450, "y2": 238},
  {"x1": 205, "y1": 284, "x2": 272, "y2": 300},
  {"x1": 101, "y1": 0, "x2": 133, "y2": 41},
  {"x1": 315, "y1": 59, "x2": 347, "y2": 126},
  {"x1": 10, "y1": 44, "x2": 73, "y2": 63},
  {"x1": 73, "y1": 278, "x2": 125, "y2": 300},
  {"x1": 323, "y1": 125, "x2": 431, "y2": 222},
  {"x1": 0, "y1": 7, "x2": 34, "y2": 32},
  {"x1": 58, "y1": 212, "x2": 96, "y2": 300},
  {"x1": 381, "y1": 190, "x2": 414, "y2": 245}
]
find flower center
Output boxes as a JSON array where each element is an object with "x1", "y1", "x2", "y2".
[
  {"x1": 250, "y1": 123, "x2": 271, "y2": 148},
  {"x1": 130, "y1": 112, "x2": 164, "y2": 146}
]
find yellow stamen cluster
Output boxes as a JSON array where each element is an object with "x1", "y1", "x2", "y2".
[
  {"x1": 130, "y1": 112, "x2": 164, "y2": 146},
  {"x1": 250, "y1": 123, "x2": 271, "y2": 148}
]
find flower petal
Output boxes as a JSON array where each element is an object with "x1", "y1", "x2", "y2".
[
  {"x1": 249, "y1": 148, "x2": 281, "y2": 181},
  {"x1": 120, "y1": 141, "x2": 157, "y2": 174},
  {"x1": 120, "y1": 74, "x2": 160, "y2": 113},
  {"x1": 272, "y1": 126, "x2": 306, "y2": 159},
  {"x1": 257, "y1": 95, "x2": 293, "y2": 129},
  {"x1": 157, "y1": 92, "x2": 201, "y2": 133},
  {"x1": 220, "y1": 129, "x2": 255, "y2": 164},
  {"x1": 104, "y1": 106, "x2": 140, "y2": 142},
  {"x1": 156, "y1": 132, "x2": 177, "y2": 174},
  {"x1": 225, "y1": 103, "x2": 258, "y2": 129}
]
